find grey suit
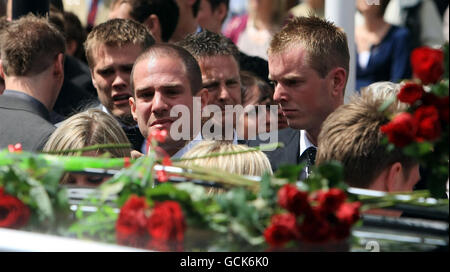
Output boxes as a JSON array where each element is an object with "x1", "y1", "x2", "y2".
[
  {"x1": 245, "y1": 128, "x2": 301, "y2": 172},
  {"x1": 0, "y1": 91, "x2": 55, "y2": 151}
]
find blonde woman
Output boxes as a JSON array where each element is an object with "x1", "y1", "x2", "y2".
[
  {"x1": 43, "y1": 109, "x2": 131, "y2": 186},
  {"x1": 180, "y1": 140, "x2": 272, "y2": 194},
  {"x1": 180, "y1": 140, "x2": 273, "y2": 176}
]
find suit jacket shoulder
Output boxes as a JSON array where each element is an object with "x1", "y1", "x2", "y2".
[
  {"x1": 245, "y1": 128, "x2": 300, "y2": 172},
  {"x1": 0, "y1": 94, "x2": 55, "y2": 151}
]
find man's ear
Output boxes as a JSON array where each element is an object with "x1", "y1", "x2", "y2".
[
  {"x1": 53, "y1": 53, "x2": 65, "y2": 77},
  {"x1": 197, "y1": 88, "x2": 209, "y2": 109},
  {"x1": 329, "y1": 67, "x2": 347, "y2": 98},
  {"x1": 143, "y1": 14, "x2": 162, "y2": 43},
  {"x1": 385, "y1": 162, "x2": 403, "y2": 192},
  {"x1": 129, "y1": 96, "x2": 138, "y2": 121}
]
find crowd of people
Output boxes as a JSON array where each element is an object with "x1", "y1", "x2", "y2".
[{"x1": 0, "y1": 0, "x2": 448, "y2": 195}]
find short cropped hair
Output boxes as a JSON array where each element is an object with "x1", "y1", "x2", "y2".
[
  {"x1": 269, "y1": 16, "x2": 349, "y2": 80},
  {"x1": 180, "y1": 140, "x2": 273, "y2": 177},
  {"x1": 0, "y1": 14, "x2": 66, "y2": 76},
  {"x1": 43, "y1": 108, "x2": 131, "y2": 157},
  {"x1": 84, "y1": 18, "x2": 155, "y2": 69},
  {"x1": 111, "y1": 0, "x2": 179, "y2": 42},
  {"x1": 176, "y1": 30, "x2": 240, "y2": 65},
  {"x1": 131, "y1": 43, "x2": 203, "y2": 95},
  {"x1": 316, "y1": 82, "x2": 416, "y2": 189}
]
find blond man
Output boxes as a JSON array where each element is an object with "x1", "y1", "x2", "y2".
[
  {"x1": 316, "y1": 82, "x2": 420, "y2": 192},
  {"x1": 262, "y1": 16, "x2": 349, "y2": 176},
  {"x1": 84, "y1": 18, "x2": 154, "y2": 151}
]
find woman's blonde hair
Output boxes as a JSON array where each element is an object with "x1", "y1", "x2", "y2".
[
  {"x1": 180, "y1": 141, "x2": 273, "y2": 177},
  {"x1": 43, "y1": 109, "x2": 131, "y2": 158}
]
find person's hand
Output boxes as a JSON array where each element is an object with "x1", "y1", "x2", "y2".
[{"x1": 131, "y1": 150, "x2": 144, "y2": 159}]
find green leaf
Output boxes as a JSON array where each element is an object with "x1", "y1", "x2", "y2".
[
  {"x1": 28, "y1": 179, "x2": 54, "y2": 222},
  {"x1": 100, "y1": 180, "x2": 125, "y2": 202},
  {"x1": 378, "y1": 95, "x2": 396, "y2": 112},
  {"x1": 403, "y1": 142, "x2": 433, "y2": 157},
  {"x1": 317, "y1": 161, "x2": 345, "y2": 188},
  {"x1": 274, "y1": 163, "x2": 305, "y2": 183}
]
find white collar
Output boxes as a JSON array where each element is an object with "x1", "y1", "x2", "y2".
[{"x1": 299, "y1": 130, "x2": 316, "y2": 156}]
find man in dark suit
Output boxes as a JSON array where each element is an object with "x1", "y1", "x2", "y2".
[
  {"x1": 84, "y1": 19, "x2": 155, "y2": 151},
  {"x1": 256, "y1": 16, "x2": 350, "y2": 177},
  {"x1": 0, "y1": 14, "x2": 66, "y2": 151}
]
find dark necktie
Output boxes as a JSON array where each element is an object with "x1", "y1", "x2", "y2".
[
  {"x1": 123, "y1": 126, "x2": 145, "y2": 151},
  {"x1": 299, "y1": 147, "x2": 317, "y2": 179}
]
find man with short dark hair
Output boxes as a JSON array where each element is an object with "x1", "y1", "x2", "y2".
[
  {"x1": 129, "y1": 44, "x2": 208, "y2": 158},
  {"x1": 84, "y1": 18, "x2": 155, "y2": 151},
  {"x1": 177, "y1": 30, "x2": 242, "y2": 141},
  {"x1": 108, "y1": 0, "x2": 179, "y2": 43},
  {"x1": 0, "y1": 14, "x2": 65, "y2": 151}
]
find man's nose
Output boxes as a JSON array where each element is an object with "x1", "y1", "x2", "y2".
[
  {"x1": 151, "y1": 92, "x2": 169, "y2": 114},
  {"x1": 112, "y1": 72, "x2": 128, "y2": 89}
]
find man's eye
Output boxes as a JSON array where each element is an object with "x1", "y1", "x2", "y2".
[
  {"x1": 269, "y1": 80, "x2": 278, "y2": 87},
  {"x1": 98, "y1": 69, "x2": 113, "y2": 76}
]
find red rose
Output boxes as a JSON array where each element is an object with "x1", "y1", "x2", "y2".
[
  {"x1": 335, "y1": 202, "x2": 361, "y2": 226},
  {"x1": 316, "y1": 188, "x2": 347, "y2": 214},
  {"x1": 437, "y1": 96, "x2": 449, "y2": 124},
  {"x1": 411, "y1": 47, "x2": 444, "y2": 85},
  {"x1": 397, "y1": 83, "x2": 424, "y2": 105},
  {"x1": 414, "y1": 105, "x2": 441, "y2": 141},
  {"x1": 380, "y1": 112, "x2": 418, "y2": 147},
  {"x1": 0, "y1": 187, "x2": 30, "y2": 229},
  {"x1": 116, "y1": 195, "x2": 149, "y2": 247},
  {"x1": 147, "y1": 201, "x2": 186, "y2": 243},
  {"x1": 264, "y1": 213, "x2": 299, "y2": 247},
  {"x1": 422, "y1": 93, "x2": 449, "y2": 123},
  {"x1": 332, "y1": 222, "x2": 352, "y2": 241},
  {"x1": 277, "y1": 184, "x2": 310, "y2": 216},
  {"x1": 299, "y1": 208, "x2": 332, "y2": 243}
]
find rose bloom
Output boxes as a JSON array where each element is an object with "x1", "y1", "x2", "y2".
[
  {"x1": 264, "y1": 213, "x2": 300, "y2": 247},
  {"x1": 335, "y1": 202, "x2": 361, "y2": 226},
  {"x1": 116, "y1": 195, "x2": 149, "y2": 247},
  {"x1": 147, "y1": 201, "x2": 186, "y2": 243},
  {"x1": 277, "y1": 184, "x2": 310, "y2": 216},
  {"x1": 299, "y1": 208, "x2": 333, "y2": 243},
  {"x1": 414, "y1": 105, "x2": 441, "y2": 141},
  {"x1": 422, "y1": 93, "x2": 449, "y2": 123},
  {"x1": 380, "y1": 112, "x2": 418, "y2": 147},
  {"x1": 316, "y1": 188, "x2": 347, "y2": 214},
  {"x1": 397, "y1": 83, "x2": 424, "y2": 105},
  {"x1": 0, "y1": 187, "x2": 30, "y2": 229},
  {"x1": 411, "y1": 47, "x2": 444, "y2": 85}
]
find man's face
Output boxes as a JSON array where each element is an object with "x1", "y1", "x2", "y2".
[
  {"x1": 91, "y1": 43, "x2": 144, "y2": 125},
  {"x1": 269, "y1": 46, "x2": 338, "y2": 136},
  {"x1": 197, "y1": 0, "x2": 224, "y2": 33},
  {"x1": 198, "y1": 55, "x2": 241, "y2": 129},
  {"x1": 198, "y1": 55, "x2": 241, "y2": 109},
  {"x1": 130, "y1": 56, "x2": 194, "y2": 146}
]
